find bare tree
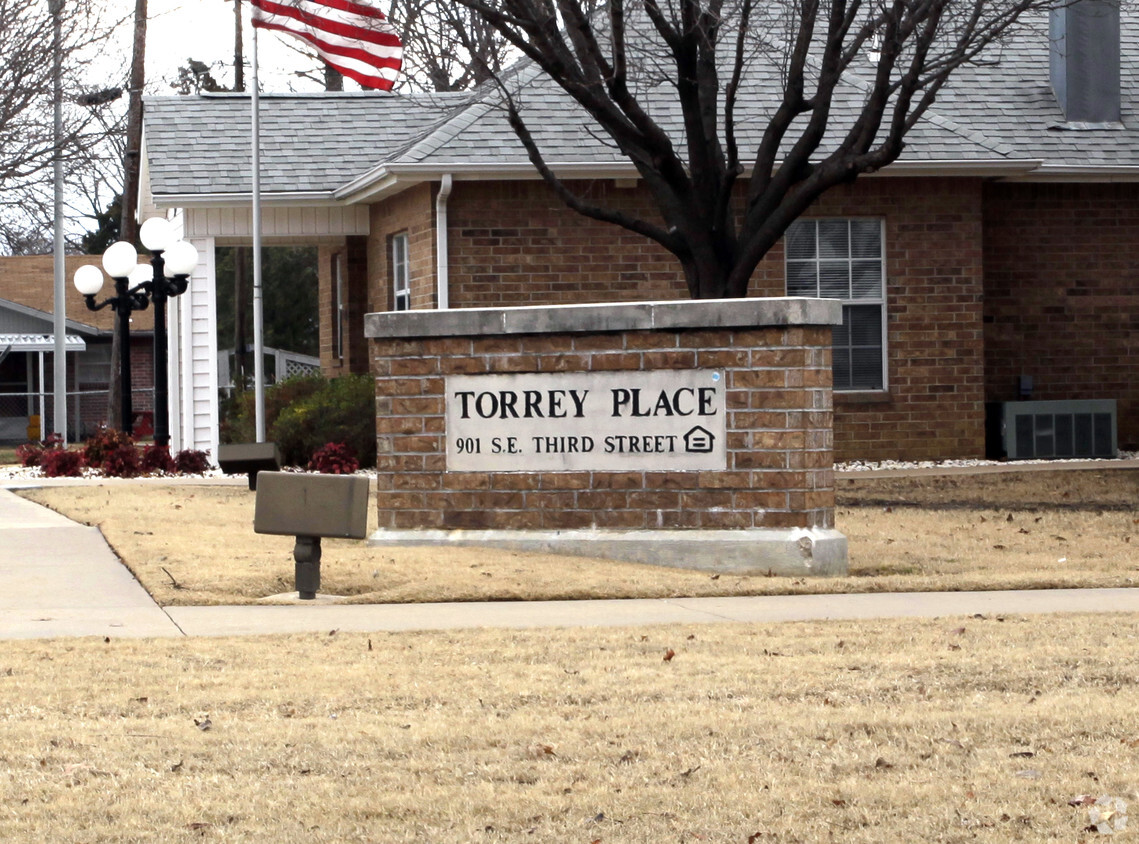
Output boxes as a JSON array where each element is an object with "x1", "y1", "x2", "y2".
[
  {"x1": 267, "y1": 0, "x2": 511, "y2": 92},
  {"x1": 0, "y1": 0, "x2": 126, "y2": 254},
  {"x1": 394, "y1": 0, "x2": 511, "y2": 91},
  {"x1": 454, "y1": 0, "x2": 1055, "y2": 298}
]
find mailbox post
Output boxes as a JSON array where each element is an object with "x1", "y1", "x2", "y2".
[{"x1": 253, "y1": 472, "x2": 369, "y2": 599}]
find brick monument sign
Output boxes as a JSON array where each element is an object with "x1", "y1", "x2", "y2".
[{"x1": 365, "y1": 298, "x2": 848, "y2": 576}]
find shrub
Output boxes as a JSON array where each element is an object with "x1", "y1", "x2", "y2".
[
  {"x1": 17, "y1": 433, "x2": 64, "y2": 468},
  {"x1": 173, "y1": 448, "x2": 212, "y2": 475},
  {"x1": 220, "y1": 375, "x2": 326, "y2": 445},
  {"x1": 307, "y1": 442, "x2": 359, "y2": 474},
  {"x1": 40, "y1": 449, "x2": 84, "y2": 478},
  {"x1": 16, "y1": 442, "x2": 43, "y2": 467},
  {"x1": 84, "y1": 427, "x2": 134, "y2": 469},
  {"x1": 102, "y1": 444, "x2": 142, "y2": 478},
  {"x1": 271, "y1": 374, "x2": 376, "y2": 468},
  {"x1": 140, "y1": 444, "x2": 176, "y2": 475}
]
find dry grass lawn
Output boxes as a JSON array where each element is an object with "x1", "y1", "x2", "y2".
[
  {"x1": 14, "y1": 468, "x2": 1139, "y2": 606},
  {"x1": 1, "y1": 615, "x2": 1137, "y2": 842}
]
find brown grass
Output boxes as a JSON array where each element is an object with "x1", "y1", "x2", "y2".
[
  {"x1": 1, "y1": 614, "x2": 1137, "y2": 842},
  {"x1": 15, "y1": 468, "x2": 1139, "y2": 606}
]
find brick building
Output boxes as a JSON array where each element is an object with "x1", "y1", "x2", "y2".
[
  {"x1": 140, "y1": 3, "x2": 1139, "y2": 461},
  {"x1": 0, "y1": 255, "x2": 155, "y2": 442}
]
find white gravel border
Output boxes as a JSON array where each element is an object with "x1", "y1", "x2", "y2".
[{"x1": 836, "y1": 451, "x2": 1139, "y2": 473}]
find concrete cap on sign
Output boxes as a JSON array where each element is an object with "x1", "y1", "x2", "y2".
[{"x1": 364, "y1": 297, "x2": 843, "y2": 339}]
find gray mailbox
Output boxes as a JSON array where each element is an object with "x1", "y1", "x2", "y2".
[
  {"x1": 253, "y1": 471, "x2": 370, "y2": 599},
  {"x1": 218, "y1": 442, "x2": 282, "y2": 490}
]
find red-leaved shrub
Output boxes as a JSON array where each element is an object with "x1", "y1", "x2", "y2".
[
  {"x1": 40, "y1": 449, "x2": 84, "y2": 478},
  {"x1": 140, "y1": 444, "x2": 176, "y2": 475},
  {"x1": 84, "y1": 427, "x2": 134, "y2": 470},
  {"x1": 17, "y1": 433, "x2": 64, "y2": 468},
  {"x1": 102, "y1": 444, "x2": 142, "y2": 478},
  {"x1": 173, "y1": 448, "x2": 211, "y2": 475},
  {"x1": 16, "y1": 442, "x2": 43, "y2": 467},
  {"x1": 307, "y1": 442, "x2": 359, "y2": 474}
]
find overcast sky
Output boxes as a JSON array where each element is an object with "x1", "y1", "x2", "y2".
[{"x1": 108, "y1": 0, "x2": 345, "y2": 94}]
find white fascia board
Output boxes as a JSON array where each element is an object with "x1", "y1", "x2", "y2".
[
  {"x1": 150, "y1": 191, "x2": 342, "y2": 209},
  {"x1": 335, "y1": 158, "x2": 1053, "y2": 204},
  {"x1": 870, "y1": 159, "x2": 1045, "y2": 177},
  {"x1": 1003, "y1": 164, "x2": 1139, "y2": 182},
  {"x1": 333, "y1": 162, "x2": 643, "y2": 204}
]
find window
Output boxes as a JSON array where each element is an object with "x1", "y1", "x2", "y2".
[
  {"x1": 332, "y1": 252, "x2": 345, "y2": 360},
  {"x1": 391, "y1": 232, "x2": 410, "y2": 311},
  {"x1": 785, "y1": 218, "x2": 886, "y2": 391}
]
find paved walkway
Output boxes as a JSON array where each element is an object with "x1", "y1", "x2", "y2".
[{"x1": 3, "y1": 466, "x2": 1139, "y2": 641}]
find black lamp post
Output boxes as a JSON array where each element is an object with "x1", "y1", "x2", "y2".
[{"x1": 74, "y1": 219, "x2": 198, "y2": 445}]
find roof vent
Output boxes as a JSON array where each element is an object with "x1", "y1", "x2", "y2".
[{"x1": 1050, "y1": 0, "x2": 1122, "y2": 125}]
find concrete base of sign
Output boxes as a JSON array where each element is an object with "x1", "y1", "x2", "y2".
[
  {"x1": 368, "y1": 527, "x2": 848, "y2": 577},
  {"x1": 256, "y1": 591, "x2": 349, "y2": 605}
]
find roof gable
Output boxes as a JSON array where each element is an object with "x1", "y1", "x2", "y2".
[{"x1": 142, "y1": 8, "x2": 1139, "y2": 206}]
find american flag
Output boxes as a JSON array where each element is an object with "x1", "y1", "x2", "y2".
[{"x1": 251, "y1": 0, "x2": 403, "y2": 91}]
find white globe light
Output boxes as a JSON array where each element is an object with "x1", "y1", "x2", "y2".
[
  {"x1": 102, "y1": 241, "x2": 138, "y2": 278},
  {"x1": 164, "y1": 240, "x2": 199, "y2": 276},
  {"x1": 73, "y1": 264, "x2": 104, "y2": 296},
  {"x1": 128, "y1": 264, "x2": 152, "y2": 291},
  {"x1": 139, "y1": 217, "x2": 174, "y2": 252}
]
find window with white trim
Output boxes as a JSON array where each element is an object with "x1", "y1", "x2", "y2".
[
  {"x1": 391, "y1": 232, "x2": 410, "y2": 311},
  {"x1": 785, "y1": 218, "x2": 886, "y2": 391}
]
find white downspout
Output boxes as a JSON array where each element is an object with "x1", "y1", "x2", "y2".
[{"x1": 435, "y1": 174, "x2": 453, "y2": 310}]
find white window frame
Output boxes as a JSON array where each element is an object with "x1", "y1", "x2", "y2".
[
  {"x1": 392, "y1": 232, "x2": 410, "y2": 311},
  {"x1": 784, "y1": 217, "x2": 888, "y2": 392}
]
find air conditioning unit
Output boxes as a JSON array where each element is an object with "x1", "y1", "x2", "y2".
[{"x1": 985, "y1": 399, "x2": 1117, "y2": 460}]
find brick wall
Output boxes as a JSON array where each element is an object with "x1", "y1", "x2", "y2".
[
  {"x1": 983, "y1": 182, "x2": 1139, "y2": 450},
  {"x1": 370, "y1": 320, "x2": 835, "y2": 532},
  {"x1": 368, "y1": 184, "x2": 437, "y2": 311},
  {"x1": 399, "y1": 176, "x2": 987, "y2": 462},
  {"x1": 318, "y1": 237, "x2": 371, "y2": 376},
  {"x1": 446, "y1": 180, "x2": 690, "y2": 307},
  {"x1": 773, "y1": 177, "x2": 988, "y2": 462},
  {"x1": 0, "y1": 254, "x2": 155, "y2": 331}
]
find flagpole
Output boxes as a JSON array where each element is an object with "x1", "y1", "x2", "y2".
[
  {"x1": 51, "y1": 0, "x2": 67, "y2": 443},
  {"x1": 251, "y1": 20, "x2": 266, "y2": 442}
]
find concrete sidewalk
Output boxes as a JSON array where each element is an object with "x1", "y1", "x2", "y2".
[
  {"x1": 3, "y1": 481, "x2": 1139, "y2": 641},
  {"x1": 0, "y1": 488, "x2": 182, "y2": 639}
]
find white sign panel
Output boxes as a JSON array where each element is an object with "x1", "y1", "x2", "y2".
[{"x1": 446, "y1": 370, "x2": 726, "y2": 472}]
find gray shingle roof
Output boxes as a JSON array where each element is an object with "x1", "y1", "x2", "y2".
[
  {"x1": 143, "y1": 92, "x2": 471, "y2": 196},
  {"x1": 143, "y1": 9, "x2": 1139, "y2": 202}
]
